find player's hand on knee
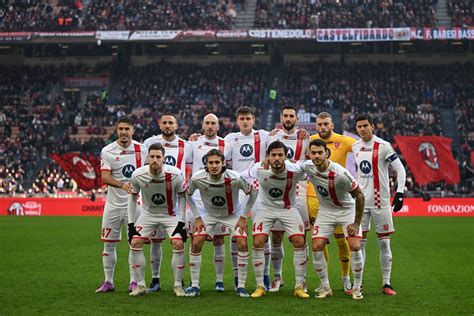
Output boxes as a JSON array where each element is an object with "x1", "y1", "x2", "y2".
[
  {"x1": 346, "y1": 223, "x2": 359, "y2": 237},
  {"x1": 235, "y1": 216, "x2": 247, "y2": 235},
  {"x1": 172, "y1": 221, "x2": 187, "y2": 242},
  {"x1": 391, "y1": 192, "x2": 404, "y2": 212},
  {"x1": 194, "y1": 217, "x2": 205, "y2": 234},
  {"x1": 128, "y1": 223, "x2": 140, "y2": 244}
]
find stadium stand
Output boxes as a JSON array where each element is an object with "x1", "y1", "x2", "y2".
[
  {"x1": 448, "y1": 0, "x2": 474, "y2": 27},
  {"x1": 255, "y1": 0, "x2": 439, "y2": 29}
]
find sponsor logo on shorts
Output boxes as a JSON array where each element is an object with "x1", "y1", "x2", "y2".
[
  {"x1": 122, "y1": 164, "x2": 135, "y2": 178},
  {"x1": 152, "y1": 193, "x2": 166, "y2": 205},
  {"x1": 383, "y1": 224, "x2": 389, "y2": 231},
  {"x1": 240, "y1": 144, "x2": 253, "y2": 157},
  {"x1": 269, "y1": 188, "x2": 283, "y2": 198},
  {"x1": 211, "y1": 196, "x2": 226, "y2": 207}
]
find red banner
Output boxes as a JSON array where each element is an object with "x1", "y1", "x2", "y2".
[
  {"x1": 1, "y1": 197, "x2": 472, "y2": 217},
  {"x1": 50, "y1": 152, "x2": 102, "y2": 190},
  {"x1": 1, "y1": 198, "x2": 105, "y2": 216},
  {"x1": 394, "y1": 136, "x2": 460, "y2": 185},
  {"x1": 392, "y1": 198, "x2": 474, "y2": 217}
]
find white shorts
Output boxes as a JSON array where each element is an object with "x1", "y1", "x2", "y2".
[
  {"x1": 252, "y1": 206, "x2": 305, "y2": 239},
  {"x1": 134, "y1": 212, "x2": 182, "y2": 242},
  {"x1": 194, "y1": 213, "x2": 247, "y2": 239},
  {"x1": 361, "y1": 207, "x2": 395, "y2": 235},
  {"x1": 311, "y1": 209, "x2": 362, "y2": 241},
  {"x1": 270, "y1": 195, "x2": 310, "y2": 233},
  {"x1": 186, "y1": 208, "x2": 229, "y2": 238},
  {"x1": 101, "y1": 203, "x2": 141, "y2": 242}
]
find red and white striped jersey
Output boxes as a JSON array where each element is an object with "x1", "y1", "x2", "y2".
[
  {"x1": 100, "y1": 140, "x2": 147, "y2": 209},
  {"x1": 143, "y1": 135, "x2": 192, "y2": 173},
  {"x1": 190, "y1": 136, "x2": 231, "y2": 175},
  {"x1": 301, "y1": 160, "x2": 358, "y2": 211},
  {"x1": 245, "y1": 161, "x2": 305, "y2": 209},
  {"x1": 352, "y1": 135, "x2": 398, "y2": 208},
  {"x1": 267, "y1": 130, "x2": 309, "y2": 161},
  {"x1": 224, "y1": 129, "x2": 269, "y2": 172},
  {"x1": 186, "y1": 169, "x2": 254, "y2": 217},
  {"x1": 130, "y1": 165, "x2": 185, "y2": 220}
]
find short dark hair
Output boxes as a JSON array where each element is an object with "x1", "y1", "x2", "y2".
[
  {"x1": 148, "y1": 143, "x2": 165, "y2": 155},
  {"x1": 236, "y1": 106, "x2": 255, "y2": 118},
  {"x1": 205, "y1": 148, "x2": 225, "y2": 163},
  {"x1": 309, "y1": 139, "x2": 328, "y2": 151},
  {"x1": 117, "y1": 116, "x2": 134, "y2": 126},
  {"x1": 355, "y1": 114, "x2": 374, "y2": 125},
  {"x1": 281, "y1": 105, "x2": 297, "y2": 114},
  {"x1": 317, "y1": 112, "x2": 332, "y2": 121},
  {"x1": 267, "y1": 140, "x2": 288, "y2": 156}
]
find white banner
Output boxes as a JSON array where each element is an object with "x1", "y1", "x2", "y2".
[
  {"x1": 129, "y1": 30, "x2": 182, "y2": 40},
  {"x1": 249, "y1": 29, "x2": 315, "y2": 39},
  {"x1": 316, "y1": 28, "x2": 410, "y2": 42},
  {"x1": 96, "y1": 31, "x2": 130, "y2": 41}
]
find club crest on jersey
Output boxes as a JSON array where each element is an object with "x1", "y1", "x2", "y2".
[
  {"x1": 359, "y1": 160, "x2": 372, "y2": 174},
  {"x1": 164, "y1": 155, "x2": 177, "y2": 166},
  {"x1": 334, "y1": 142, "x2": 340, "y2": 149},
  {"x1": 287, "y1": 148, "x2": 295, "y2": 159},
  {"x1": 316, "y1": 186, "x2": 329, "y2": 197},
  {"x1": 418, "y1": 142, "x2": 439, "y2": 170},
  {"x1": 240, "y1": 144, "x2": 253, "y2": 157},
  {"x1": 211, "y1": 196, "x2": 226, "y2": 207},
  {"x1": 151, "y1": 193, "x2": 166, "y2": 205},
  {"x1": 383, "y1": 224, "x2": 389, "y2": 231},
  {"x1": 122, "y1": 164, "x2": 135, "y2": 178},
  {"x1": 269, "y1": 188, "x2": 283, "y2": 198}
]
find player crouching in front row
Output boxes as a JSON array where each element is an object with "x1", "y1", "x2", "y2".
[
  {"x1": 300, "y1": 139, "x2": 366, "y2": 300},
  {"x1": 127, "y1": 143, "x2": 188, "y2": 297},
  {"x1": 186, "y1": 149, "x2": 258, "y2": 298}
]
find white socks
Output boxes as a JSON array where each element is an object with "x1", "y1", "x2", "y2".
[
  {"x1": 294, "y1": 245, "x2": 308, "y2": 288},
  {"x1": 378, "y1": 237, "x2": 392, "y2": 285},
  {"x1": 172, "y1": 249, "x2": 185, "y2": 287},
  {"x1": 189, "y1": 252, "x2": 202, "y2": 288},
  {"x1": 102, "y1": 243, "x2": 117, "y2": 284},
  {"x1": 237, "y1": 251, "x2": 249, "y2": 289},
  {"x1": 150, "y1": 241, "x2": 163, "y2": 279},
  {"x1": 271, "y1": 243, "x2": 284, "y2": 278},
  {"x1": 351, "y1": 250, "x2": 364, "y2": 289},
  {"x1": 214, "y1": 244, "x2": 225, "y2": 283},
  {"x1": 312, "y1": 250, "x2": 329, "y2": 288},
  {"x1": 129, "y1": 247, "x2": 146, "y2": 286},
  {"x1": 252, "y1": 247, "x2": 265, "y2": 287}
]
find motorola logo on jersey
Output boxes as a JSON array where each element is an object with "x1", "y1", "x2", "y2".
[
  {"x1": 211, "y1": 196, "x2": 226, "y2": 207},
  {"x1": 164, "y1": 155, "x2": 176, "y2": 166},
  {"x1": 151, "y1": 193, "x2": 166, "y2": 205},
  {"x1": 122, "y1": 164, "x2": 135, "y2": 178},
  {"x1": 359, "y1": 160, "x2": 372, "y2": 174},
  {"x1": 240, "y1": 144, "x2": 253, "y2": 157},
  {"x1": 316, "y1": 186, "x2": 329, "y2": 197},
  {"x1": 287, "y1": 148, "x2": 295, "y2": 159},
  {"x1": 269, "y1": 188, "x2": 283, "y2": 198}
]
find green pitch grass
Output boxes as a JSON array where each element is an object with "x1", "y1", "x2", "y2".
[{"x1": 0, "y1": 217, "x2": 473, "y2": 315}]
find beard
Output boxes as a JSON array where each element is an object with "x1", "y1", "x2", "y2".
[{"x1": 283, "y1": 121, "x2": 295, "y2": 131}]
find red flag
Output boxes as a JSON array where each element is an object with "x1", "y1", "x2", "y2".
[
  {"x1": 394, "y1": 136, "x2": 460, "y2": 185},
  {"x1": 51, "y1": 152, "x2": 102, "y2": 190}
]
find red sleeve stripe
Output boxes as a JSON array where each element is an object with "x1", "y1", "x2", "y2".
[
  {"x1": 177, "y1": 140, "x2": 185, "y2": 171},
  {"x1": 254, "y1": 131, "x2": 261, "y2": 163},
  {"x1": 165, "y1": 172, "x2": 175, "y2": 216},
  {"x1": 134, "y1": 143, "x2": 142, "y2": 168},
  {"x1": 283, "y1": 171, "x2": 294, "y2": 209},
  {"x1": 328, "y1": 171, "x2": 342, "y2": 206},
  {"x1": 225, "y1": 177, "x2": 234, "y2": 215}
]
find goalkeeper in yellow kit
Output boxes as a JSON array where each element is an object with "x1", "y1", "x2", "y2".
[{"x1": 308, "y1": 112, "x2": 356, "y2": 295}]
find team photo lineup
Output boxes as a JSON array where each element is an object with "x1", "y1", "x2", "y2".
[
  {"x1": 1, "y1": 0, "x2": 473, "y2": 314},
  {"x1": 97, "y1": 106, "x2": 405, "y2": 300}
]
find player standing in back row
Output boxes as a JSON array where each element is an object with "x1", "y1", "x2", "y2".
[
  {"x1": 224, "y1": 106, "x2": 271, "y2": 290},
  {"x1": 352, "y1": 114, "x2": 406, "y2": 295},
  {"x1": 96, "y1": 116, "x2": 148, "y2": 293}
]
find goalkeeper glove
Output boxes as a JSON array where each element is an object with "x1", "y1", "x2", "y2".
[
  {"x1": 392, "y1": 193, "x2": 404, "y2": 212},
  {"x1": 172, "y1": 221, "x2": 187, "y2": 243},
  {"x1": 128, "y1": 223, "x2": 140, "y2": 244}
]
